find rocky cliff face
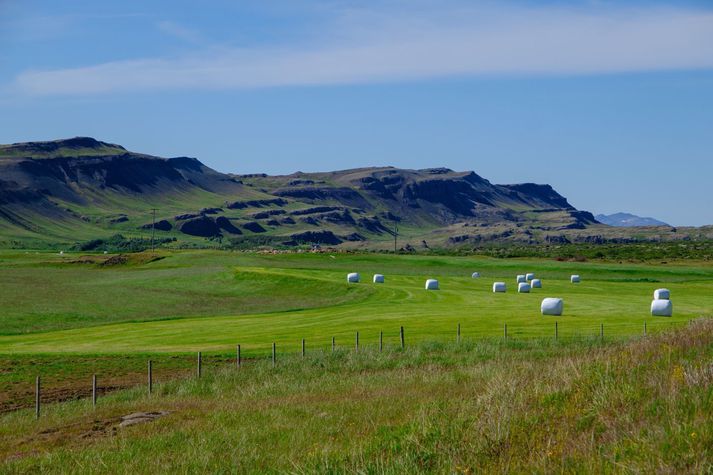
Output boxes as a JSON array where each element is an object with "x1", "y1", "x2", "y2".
[{"x1": 0, "y1": 138, "x2": 602, "y2": 247}]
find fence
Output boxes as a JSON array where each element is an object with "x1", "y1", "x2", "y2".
[{"x1": 21, "y1": 319, "x2": 677, "y2": 419}]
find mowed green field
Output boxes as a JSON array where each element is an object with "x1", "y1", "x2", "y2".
[
  {"x1": 1, "y1": 250, "x2": 712, "y2": 355},
  {"x1": 1, "y1": 250, "x2": 712, "y2": 472}
]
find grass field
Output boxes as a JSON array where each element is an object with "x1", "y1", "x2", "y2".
[
  {"x1": 1, "y1": 250, "x2": 711, "y2": 351},
  {"x1": 1, "y1": 320, "x2": 711, "y2": 473},
  {"x1": 0, "y1": 250, "x2": 711, "y2": 471}
]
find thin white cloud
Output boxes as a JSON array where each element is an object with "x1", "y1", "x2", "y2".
[
  {"x1": 12, "y1": 4, "x2": 713, "y2": 96},
  {"x1": 156, "y1": 20, "x2": 204, "y2": 44}
]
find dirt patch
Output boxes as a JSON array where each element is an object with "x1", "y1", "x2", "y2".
[
  {"x1": 120, "y1": 411, "x2": 170, "y2": 428},
  {"x1": 65, "y1": 253, "x2": 165, "y2": 267},
  {"x1": 99, "y1": 253, "x2": 166, "y2": 267},
  {"x1": 67, "y1": 255, "x2": 107, "y2": 265},
  {"x1": 100, "y1": 254, "x2": 129, "y2": 266},
  {"x1": 1, "y1": 354, "x2": 234, "y2": 414}
]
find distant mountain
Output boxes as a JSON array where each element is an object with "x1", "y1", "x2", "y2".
[
  {"x1": 3, "y1": 136, "x2": 680, "y2": 249},
  {"x1": 596, "y1": 213, "x2": 669, "y2": 227}
]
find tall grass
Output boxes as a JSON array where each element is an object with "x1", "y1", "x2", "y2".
[{"x1": 2, "y1": 319, "x2": 711, "y2": 473}]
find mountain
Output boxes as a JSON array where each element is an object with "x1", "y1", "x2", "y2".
[
  {"x1": 4, "y1": 136, "x2": 679, "y2": 250},
  {"x1": 596, "y1": 213, "x2": 669, "y2": 227}
]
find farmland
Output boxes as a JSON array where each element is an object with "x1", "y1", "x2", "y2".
[{"x1": 0, "y1": 250, "x2": 712, "y2": 472}]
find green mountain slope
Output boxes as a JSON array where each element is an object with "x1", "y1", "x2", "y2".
[{"x1": 1, "y1": 137, "x2": 702, "y2": 249}]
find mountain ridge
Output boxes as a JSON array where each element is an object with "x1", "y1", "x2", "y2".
[
  {"x1": 1, "y1": 137, "x2": 704, "y2": 249},
  {"x1": 595, "y1": 212, "x2": 669, "y2": 227}
]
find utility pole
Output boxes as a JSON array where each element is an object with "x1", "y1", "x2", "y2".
[
  {"x1": 150, "y1": 208, "x2": 157, "y2": 252},
  {"x1": 393, "y1": 219, "x2": 399, "y2": 254}
]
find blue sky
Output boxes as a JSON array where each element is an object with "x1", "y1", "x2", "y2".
[{"x1": 1, "y1": 0, "x2": 712, "y2": 226}]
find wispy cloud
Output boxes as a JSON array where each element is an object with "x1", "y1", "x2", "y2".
[
  {"x1": 156, "y1": 20, "x2": 205, "y2": 44},
  {"x1": 12, "y1": 3, "x2": 713, "y2": 96}
]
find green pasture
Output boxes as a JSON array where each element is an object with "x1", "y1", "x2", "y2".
[
  {"x1": 2, "y1": 321, "x2": 712, "y2": 472},
  {"x1": 0, "y1": 250, "x2": 711, "y2": 354}
]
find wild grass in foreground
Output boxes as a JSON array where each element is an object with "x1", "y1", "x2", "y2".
[{"x1": 1, "y1": 319, "x2": 711, "y2": 473}]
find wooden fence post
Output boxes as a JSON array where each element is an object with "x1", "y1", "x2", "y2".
[
  {"x1": 555, "y1": 321, "x2": 558, "y2": 340},
  {"x1": 400, "y1": 326, "x2": 405, "y2": 349},
  {"x1": 272, "y1": 342, "x2": 276, "y2": 367},
  {"x1": 148, "y1": 360, "x2": 152, "y2": 395},
  {"x1": 302, "y1": 338, "x2": 305, "y2": 358},
  {"x1": 197, "y1": 351, "x2": 202, "y2": 378},
  {"x1": 644, "y1": 321, "x2": 647, "y2": 336},
  {"x1": 600, "y1": 323, "x2": 604, "y2": 340},
  {"x1": 237, "y1": 345, "x2": 241, "y2": 368},
  {"x1": 504, "y1": 323, "x2": 508, "y2": 340},
  {"x1": 355, "y1": 332, "x2": 359, "y2": 352},
  {"x1": 92, "y1": 374, "x2": 97, "y2": 408},
  {"x1": 457, "y1": 323, "x2": 461, "y2": 344},
  {"x1": 379, "y1": 331, "x2": 383, "y2": 352},
  {"x1": 35, "y1": 376, "x2": 40, "y2": 419},
  {"x1": 332, "y1": 336, "x2": 335, "y2": 352}
]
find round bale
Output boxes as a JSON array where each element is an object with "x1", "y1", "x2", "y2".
[
  {"x1": 651, "y1": 299, "x2": 673, "y2": 317},
  {"x1": 571, "y1": 275, "x2": 581, "y2": 283},
  {"x1": 541, "y1": 298, "x2": 563, "y2": 316},
  {"x1": 653, "y1": 288, "x2": 670, "y2": 300},
  {"x1": 373, "y1": 274, "x2": 385, "y2": 284},
  {"x1": 347, "y1": 272, "x2": 360, "y2": 283},
  {"x1": 425, "y1": 279, "x2": 439, "y2": 290},
  {"x1": 531, "y1": 279, "x2": 542, "y2": 288},
  {"x1": 493, "y1": 282, "x2": 506, "y2": 293}
]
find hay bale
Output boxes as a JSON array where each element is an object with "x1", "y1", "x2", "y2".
[
  {"x1": 471, "y1": 272, "x2": 481, "y2": 278},
  {"x1": 517, "y1": 275, "x2": 526, "y2": 284},
  {"x1": 347, "y1": 272, "x2": 360, "y2": 283},
  {"x1": 373, "y1": 274, "x2": 385, "y2": 284},
  {"x1": 526, "y1": 273, "x2": 535, "y2": 281},
  {"x1": 651, "y1": 299, "x2": 673, "y2": 317},
  {"x1": 571, "y1": 275, "x2": 581, "y2": 283},
  {"x1": 518, "y1": 282, "x2": 531, "y2": 293},
  {"x1": 653, "y1": 288, "x2": 670, "y2": 300},
  {"x1": 531, "y1": 279, "x2": 542, "y2": 288},
  {"x1": 493, "y1": 282, "x2": 506, "y2": 293},
  {"x1": 541, "y1": 298, "x2": 563, "y2": 316},
  {"x1": 425, "y1": 279, "x2": 439, "y2": 290}
]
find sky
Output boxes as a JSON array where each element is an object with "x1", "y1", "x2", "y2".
[{"x1": 1, "y1": 0, "x2": 712, "y2": 226}]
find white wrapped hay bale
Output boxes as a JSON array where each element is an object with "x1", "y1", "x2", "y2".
[
  {"x1": 425, "y1": 279, "x2": 439, "y2": 290},
  {"x1": 653, "y1": 288, "x2": 670, "y2": 300},
  {"x1": 531, "y1": 279, "x2": 542, "y2": 288},
  {"x1": 518, "y1": 282, "x2": 531, "y2": 293},
  {"x1": 373, "y1": 274, "x2": 384, "y2": 284},
  {"x1": 471, "y1": 272, "x2": 480, "y2": 278},
  {"x1": 651, "y1": 299, "x2": 673, "y2": 317},
  {"x1": 347, "y1": 272, "x2": 360, "y2": 283},
  {"x1": 493, "y1": 282, "x2": 506, "y2": 293},
  {"x1": 526, "y1": 273, "x2": 535, "y2": 281},
  {"x1": 517, "y1": 275, "x2": 526, "y2": 284},
  {"x1": 541, "y1": 298, "x2": 563, "y2": 316},
  {"x1": 571, "y1": 275, "x2": 581, "y2": 283}
]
